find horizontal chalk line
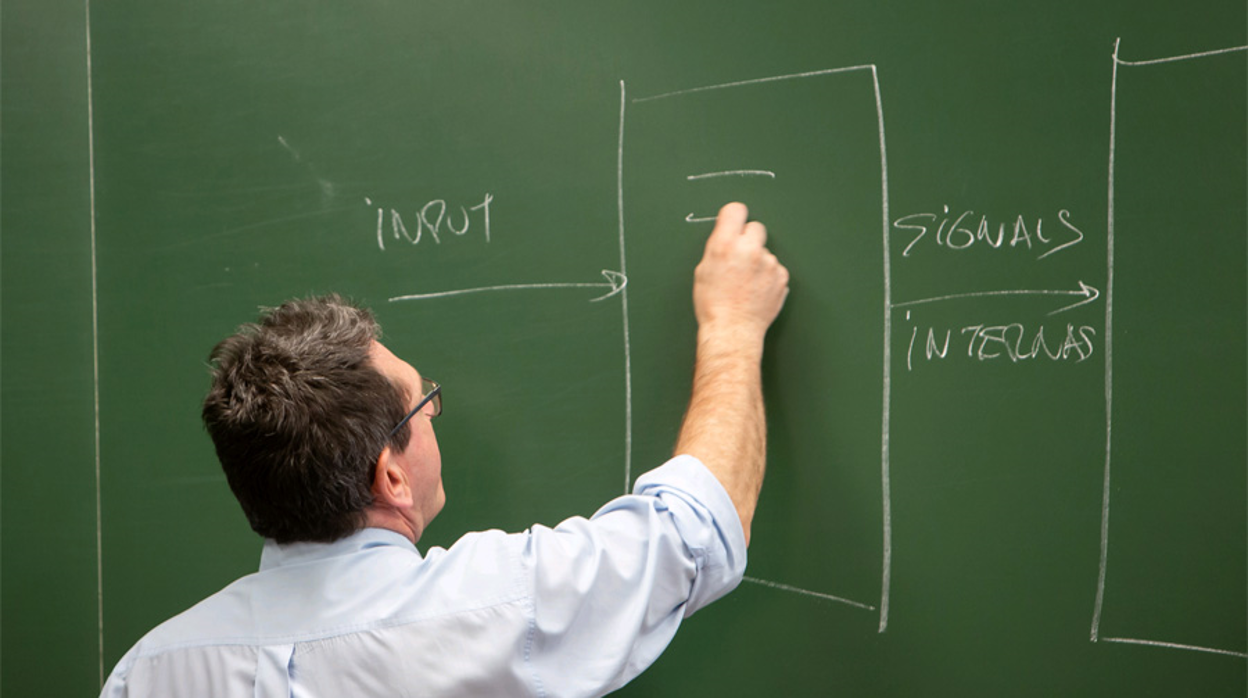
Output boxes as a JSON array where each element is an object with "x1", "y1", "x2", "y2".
[
  {"x1": 390, "y1": 282, "x2": 610, "y2": 302},
  {"x1": 1116, "y1": 44, "x2": 1247, "y2": 66},
  {"x1": 743, "y1": 576, "x2": 876, "y2": 611},
  {"x1": 634, "y1": 65, "x2": 874, "y2": 103},
  {"x1": 1100, "y1": 637, "x2": 1248, "y2": 659},
  {"x1": 687, "y1": 169, "x2": 776, "y2": 180}
]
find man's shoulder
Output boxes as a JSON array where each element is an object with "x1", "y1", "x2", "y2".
[
  {"x1": 126, "y1": 572, "x2": 259, "y2": 656},
  {"x1": 116, "y1": 530, "x2": 526, "y2": 666}
]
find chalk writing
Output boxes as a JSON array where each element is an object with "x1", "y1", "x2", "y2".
[
  {"x1": 895, "y1": 206, "x2": 1084, "y2": 259},
  {"x1": 367, "y1": 193, "x2": 493, "y2": 251},
  {"x1": 903, "y1": 312, "x2": 1096, "y2": 370}
]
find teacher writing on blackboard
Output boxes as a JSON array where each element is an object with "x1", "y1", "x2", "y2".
[{"x1": 101, "y1": 202, "x2": 789, "y2": 697}]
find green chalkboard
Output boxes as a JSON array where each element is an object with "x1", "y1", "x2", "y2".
[{"x1": 3, "y1": 1, "x2": 1245, "y2": 696}]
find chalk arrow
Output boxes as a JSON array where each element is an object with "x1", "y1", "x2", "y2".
[
  {"x1": 1053, "y1": 281, "x2": 1101, "y2": 315},
  {"x1": 893, "y1": 281, "x2": 1101, "y2": 316},
  {"x1": 685, "y1": 213, "x2": 717, "y2": 224},
  {"x1": 592, "y1": 270, "x2": 629, "y2": 301},
  {"x1": 388, "y1": 270, "x2": 628, "y2": 304}
]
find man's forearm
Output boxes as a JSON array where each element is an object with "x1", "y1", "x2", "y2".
[
  {"x1": 675, "y1": 202, "x2": 788, "y2": 547},
  {"x1": 674, "y1": 326, "x2": 767, "y2": 546}
]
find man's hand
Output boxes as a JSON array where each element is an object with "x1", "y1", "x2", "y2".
[
  {"x1": 676, "y1": 202, "x2": 790, "y2": 546},
  {"x1": 692, "y1": 202, "x2": 790, "y2": 351}
]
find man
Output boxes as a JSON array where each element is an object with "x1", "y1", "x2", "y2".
[{"x1": 101, "y1": 202, "x2": 789, "y2": 697}]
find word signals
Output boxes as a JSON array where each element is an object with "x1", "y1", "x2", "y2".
[{"x1": 892, "y1": 204, "x2": 1099, "y2": 371}]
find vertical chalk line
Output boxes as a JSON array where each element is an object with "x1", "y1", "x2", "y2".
[
  {"x1": 85, "y1": 0, "x2": 104, "y2": 685},
  {"x1": 617, "y1": 80, "x2": 634, "y2": 494},
  {"x1": 1090, "y1": 36, "x2": 1120, "y2": 646},
  {"x1": 872, "y1": 64, "x2": 893, "y2": 634}
]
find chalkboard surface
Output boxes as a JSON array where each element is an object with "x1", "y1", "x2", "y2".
[{"x1": 3, "y1": 1, "x2": 1245, "y2": 695}]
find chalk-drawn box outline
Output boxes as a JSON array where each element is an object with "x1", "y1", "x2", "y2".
[
  {"x1": 619, "y1": 65, "x2": 895, "y2": 632},
  {"x1": 1090, "y1": 38, "x2": 1248, "y2": 659}
]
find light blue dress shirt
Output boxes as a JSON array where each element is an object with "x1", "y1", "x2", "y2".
[{"x1": 101, "y1": 455, "x2": 746, "y2": 697}]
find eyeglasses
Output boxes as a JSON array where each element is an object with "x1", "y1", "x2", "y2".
[{"x1": 389, "y1": 377, "x2": 442, "y2": 437}]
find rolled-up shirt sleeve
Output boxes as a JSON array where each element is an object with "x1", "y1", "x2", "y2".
[{"x1": 523, "y1": 454, "x2": 747, "y2": 696}]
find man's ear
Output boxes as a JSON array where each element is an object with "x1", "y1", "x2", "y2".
[{"x1": 371, "y1": 447, "x2": 414, "y2": 509}]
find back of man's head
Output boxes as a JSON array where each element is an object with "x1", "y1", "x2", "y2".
[{"x1": 202, "y1": 295, "x2": 411, "y2": 543}]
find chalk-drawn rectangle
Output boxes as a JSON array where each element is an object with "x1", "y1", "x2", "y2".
[
  {"x1": 623, "y1": 68, "x2": 890, "y2": 624},
  {"x1": 1097, "y1": 43, "x2": 1248, "y2": 658}
]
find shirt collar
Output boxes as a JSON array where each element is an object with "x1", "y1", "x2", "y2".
[{"x1": 259, "y1": 528, "x2": 418, "y2": 571}]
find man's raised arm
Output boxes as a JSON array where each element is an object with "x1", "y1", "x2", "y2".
[{"x1": 674, "y1": 202, "x2": 790, "y2": 546}]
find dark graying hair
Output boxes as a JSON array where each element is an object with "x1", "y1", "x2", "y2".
[{"x1": 202, "y1": 294, "x2": 410, "y2": 543}]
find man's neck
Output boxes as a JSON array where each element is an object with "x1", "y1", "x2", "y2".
[{"x1": 364, "y1": 506, "x2": 423, "y2": 545}]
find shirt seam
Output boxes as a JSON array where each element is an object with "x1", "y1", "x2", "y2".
[{"x1": 522, "y1": 593, "x2": 546, "y2": 698}]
